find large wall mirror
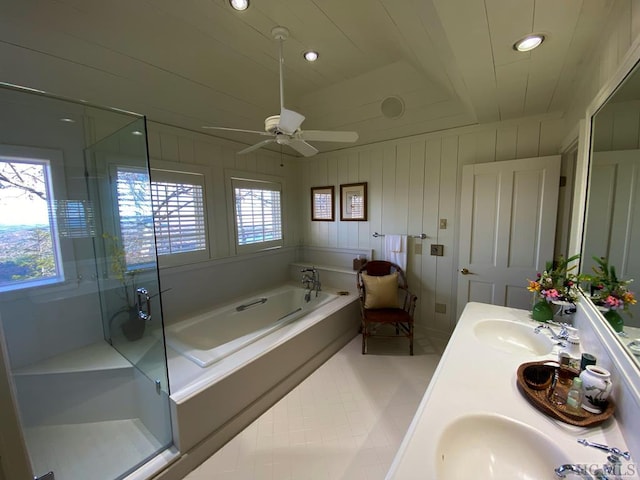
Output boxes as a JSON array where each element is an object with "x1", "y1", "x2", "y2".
[{"x1": 582, "y1": 57, "x2": 640, "y2": 365}]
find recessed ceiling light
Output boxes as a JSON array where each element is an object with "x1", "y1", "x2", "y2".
[
  {"x1": 513, "y1": 34, "x2": 545, "y2": 52},
  {"x1": 303, "y1": 50, "x2": 319, "y2": 62},
  {"x1": 59, "y1": 117, "x2": 76, "y2": 123},
  {"x1": 229, "y1": 0, "x2": 249, "y2": 11},
  {"x1": 131, "y1": 130, "x2": 144, "y2": 136}
]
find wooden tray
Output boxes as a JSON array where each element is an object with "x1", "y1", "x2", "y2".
[{"x1": 516, "y1": 361, "x2": 615, "y2": 427}]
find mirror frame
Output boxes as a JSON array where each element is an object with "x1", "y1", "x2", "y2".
[{"x1": 570, "y1": 42, "x2": 640, "y2": 367}]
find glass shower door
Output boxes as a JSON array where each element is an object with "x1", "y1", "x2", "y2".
[
  {"x1": 83, "y1": 117, "x2": 173, "y2": 477},
  {"x1": 0, "y1": 86, "x2": 172, "y2": 480}
]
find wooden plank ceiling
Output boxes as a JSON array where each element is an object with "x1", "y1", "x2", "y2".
[{"x1": 0, "y1": 0, "x2": 614, "y2": 155}]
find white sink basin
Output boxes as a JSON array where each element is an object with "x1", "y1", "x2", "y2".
[
  {"x1": 436, "y1": 414, "x2": 569, "y2": 479},
  {"x1": 474, "y1": 319, "x2": 554, "y2": 355}
]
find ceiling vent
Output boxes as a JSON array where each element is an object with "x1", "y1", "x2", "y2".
[{"x1": 381, "y1": 96, "x2": 405, "y2": 119}]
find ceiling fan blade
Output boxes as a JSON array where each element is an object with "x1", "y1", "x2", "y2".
[
  {"x1": 202, "y1": 126, "x2": 270, "y2": 136},
  {"x1": 278, "y1": 108, "x2": 305, "y2": 135},
  {"x1": 298, "y1": 130, "x2": 359, "y2": 143},
  {"x1": 237, "y1": 138, "x2": 276, "y2": 155},
  {"x1": 287, "y1": 139, "x2": 319, "y2": 157}
]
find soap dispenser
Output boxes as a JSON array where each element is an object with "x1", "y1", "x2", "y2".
[{"x1": 565, "y1": 377, "x2": 583, "y2": 414}]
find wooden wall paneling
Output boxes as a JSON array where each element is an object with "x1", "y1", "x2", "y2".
[
  {"x1": 436, "y1": 136, "x2": 458, "y2": 330},
  {"x1": 337, "y1": 152, "x2": 350, "y2": 249},
  {"x1": 381, "y1": 145, "x2": 398, "y2": 258},
  {"x1": 146, "y1": 129, "x2": 162, "y2": 159},
  {"x1": 177, "y1": 136, "x2": 194, "y2": 164},
  {"x1": 419, "y1": 138, "x2": 441, "y2": 330},
  {"x1": 476, "y1": 129, "x2": 498, "y2": 163},
  {"x1": 347, "y1": 151, "x2": 360, "y2": 248},
  {"x1": 368, "y1": 148, "x2": 384, "y2": 257},
  {"x1": 495, "y1": 125, "x2": 518, "y2": 161},
  {"x1": 327, "y1": 156, "x2": 339, "y2": 247},
  {"x1": 394, "y1": 143, "x2": 411, "y2": 238},
  {"x1": 159, "y1": 131, "x2": 180, "y2": 161},
  {"x1": 357, "y1": 151, "x2": 371, "y2": 249},
  {"x1": 539, "y1": 118, "x2": 566, "y2": 157},
  {"x1": 515, "y1": 122, "x2": 541, "y2": 159},
  {"x1": 407, "y1": 141, "x2": 426, "y2": 325}
]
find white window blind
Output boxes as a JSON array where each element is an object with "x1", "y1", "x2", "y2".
[
  {"x1": 232, "y1": 177, "x2": 282, "y2": 250},
  {"x1": 115, "y1": 167, "x2": 155, "y2": 268},
  {"x1": 151, "y1": 169, "x2": 206, "y2": 256},
  {"x1": 116, "y1": 167, "x2": 208, "y2": 266}
]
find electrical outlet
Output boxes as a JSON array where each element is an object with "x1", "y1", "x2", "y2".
[
  {"x1": 414, "y1": 243, "x2": 422, "y2": 255},
  {"x1": 430, "y1": 244, "x2": 444, "y2": 256},
  {"x1": 440, "y1": 218, "x2": 447, "y2": 229},
  {"x1": 435, "y1": 303, "x2": 446, "y2": 314}
]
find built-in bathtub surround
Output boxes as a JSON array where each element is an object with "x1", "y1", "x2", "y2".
[
  {"x1": 159, "y1": 281, "x2": 359, "y2": 478},
  {"x1": 166, "y1": 286, "x2": 338, "y2": 368}
]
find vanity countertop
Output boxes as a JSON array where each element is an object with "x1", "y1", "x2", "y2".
[{"x1": 386, "y1": 302, "x2": 636, "y2": 479}]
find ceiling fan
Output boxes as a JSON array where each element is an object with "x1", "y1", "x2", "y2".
[{"x1": 203, "y1": 26, "x2": 359, "y2": 157}]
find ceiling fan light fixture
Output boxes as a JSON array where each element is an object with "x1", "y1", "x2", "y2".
[
  {"x1": 303, "y1": 50, "x2": 319, "y2": 62},
  {"x1": 513, "y1": 34, "x2": 545, "y2": 52},
  {"x1": 229, "y1": 0, "x2": 249, "y2": 11}
]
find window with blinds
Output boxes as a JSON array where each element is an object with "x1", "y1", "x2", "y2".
[
  {"x1": 115, "y1": 167, "x2": 207, "y2": 267},
  {"x1": 232, "y1": 177, "x2": 283, "y2": 252}
]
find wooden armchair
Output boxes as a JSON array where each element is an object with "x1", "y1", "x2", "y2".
[{"x1": 356, "y1": 260, "x2": 417, "y2": 355}]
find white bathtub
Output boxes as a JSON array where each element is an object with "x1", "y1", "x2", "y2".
[
  {"x1": 166, "y1": 282, "x2": 360, "y2": 457},
  {"x1": 166, "y1": 286, "x2": 338, "y2": 367}
]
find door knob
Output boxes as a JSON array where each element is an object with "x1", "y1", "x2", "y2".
[{"x1": 460, "y1": 268, "x2": 471, "y2": 275}]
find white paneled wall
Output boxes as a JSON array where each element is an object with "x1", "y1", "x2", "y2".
[
  {"x1": 301, "y1": 114, "x2": 566, "y2": 336},
  {"x1": 593, "y1": 100, "x2": 640, "y2": 151},
  {"x1": 566, "y1": 0, "x2": 640, "y2": 131},
  {"x1": 146, "y1": 122, "x2": 302, "y2": 260}
]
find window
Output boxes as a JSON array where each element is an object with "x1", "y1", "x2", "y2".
[
  {"x1": 114, "y1": 166, "x2": 208, "y2": 268},
  {"x1": 232, "y1": 176, "x2": 283, "y2": 253},
  {"x1": 0, "y1": 148, "x2": 65, "y2": 292}
]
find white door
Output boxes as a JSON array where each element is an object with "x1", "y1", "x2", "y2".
[{"x1": 457, "y1": 156, "x2": 561, "y2": 316}]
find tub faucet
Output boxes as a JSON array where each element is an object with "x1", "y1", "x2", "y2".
[{"x1": 301, "y1": 267, "x2": 321, "y2": 301}]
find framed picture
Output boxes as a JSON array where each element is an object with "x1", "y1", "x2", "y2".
[
  {"x1": 340, "y1": 182, "x2": 367, "y2": 221},
  {"x1": 311, "y1": 186, "x2": 335, "y2": 221}
]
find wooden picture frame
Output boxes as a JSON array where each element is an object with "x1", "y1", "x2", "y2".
[
  {"x1": 340, "y1": 182, "x2": 367, "y2": 221},
  {"x1": 311, "y1": 185, "x2": 335, "y2": 221}
]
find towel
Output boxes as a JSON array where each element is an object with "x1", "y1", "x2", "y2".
[{"x1": 384, "y1": 234, "x2": 407, "y2": 271}]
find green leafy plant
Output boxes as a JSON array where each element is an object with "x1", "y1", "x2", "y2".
[
  {"x1": 585, "y1": 256, "x2": 636, "y2": 314},
  {"x1": 527, "y1": 254, "x2": 582, "y2": 303}
]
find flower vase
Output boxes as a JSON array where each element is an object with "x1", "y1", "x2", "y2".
[
  {"x1": 603, "y1": 309, "x2": 624, "y2": 333},
  {"x1": 532, "y1": 299, "x2": 553, "y2": 322}
]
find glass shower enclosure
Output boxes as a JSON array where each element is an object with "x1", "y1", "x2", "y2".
[{"x1": 0, "y1": 85, "x2": 173, "y2": 479}]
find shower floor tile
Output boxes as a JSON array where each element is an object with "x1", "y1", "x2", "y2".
[
  {"x1": 183, "y1": 330, "x2": 442, "y2": 480},
  {"x1": 24, "y1": 418, "x2": 163, "y2": 480}
]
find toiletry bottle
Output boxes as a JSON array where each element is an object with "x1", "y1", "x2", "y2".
[{"x1": 565, "y1": 377, "x2": 583, "y2": 414}]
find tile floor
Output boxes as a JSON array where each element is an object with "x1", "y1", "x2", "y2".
[{"x1": 183, "y1": 329, "x2": 443, "y2": 480}]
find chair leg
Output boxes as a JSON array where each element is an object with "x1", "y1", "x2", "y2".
[
  {"x1": 409, "y1": 322, "x2": 414, "y2": 356},
  {"x1": 362, "y1": 323, "x2": 367, "y2": 354}
]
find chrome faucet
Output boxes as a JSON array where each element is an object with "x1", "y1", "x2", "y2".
[
  {"x1": 301, "y1": 267, "x2": 321, "y2": 302},
  {"x1": 555, "y1": 464, "x2": 595, "y2": 479},
  {"x1": 578, "y1": 438, "x2": 631, "y2": 479},
  {"x1": 534, "y1": 322, "x2": 572, "y2": 342},
  {"x1": 555, "y1": 439, "x2": 632, "y2": 480}
]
